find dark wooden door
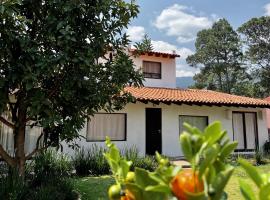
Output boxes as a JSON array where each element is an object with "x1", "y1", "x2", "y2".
[{"x1": 145, "y1": 108, "x2": 162, "y2": 155}]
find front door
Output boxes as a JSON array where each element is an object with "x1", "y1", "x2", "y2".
[{"x1": 145, "y1": 108, "x2": 162, "y2": 155}]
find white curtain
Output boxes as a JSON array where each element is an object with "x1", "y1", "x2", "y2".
[
  {"x1": 245, "y1": 113, "x2": 256, "y2": 149},
  {"x1": 179, "y1": 116, "x2": 208, "y2": 134},
  {"x1": 0, "y1": 122, "x2": 43, "y2": 155},
  {"x1": 143, "y1": 61, "x2": 161, "y2": 74},
  {"x1": 0, "y1": 122, "x2": 14, "y2": 155},
  {"x1": 87, "y1": 114, "x2": 126, "y2": 141},
  {"x1": 232, "y1": 113, "x2": 245, "y2": 149}
]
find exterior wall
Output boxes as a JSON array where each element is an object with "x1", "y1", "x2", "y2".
[
  {"x1": 131, "y1": 55, "x2": 176, "y2": 88},
  {"x1": 266, "y1": 109, "x2": 270, "y2": 129},
  {"x1": 63, "y1": 102, "x2": 268, "y2": 157}
]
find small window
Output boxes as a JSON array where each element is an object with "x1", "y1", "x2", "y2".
[
  {"x1": 232, "y1": 112, "x2": 258, "y2": 151},
  {"x1": 86, "y1": 113, "x2": 126, "y2": 141},
  {"x1": 143, "y1": 61, "x2": 161, "y2": 79},
  {"x1": 179, "y1": 115, "x2": 208, "y2": 134}
]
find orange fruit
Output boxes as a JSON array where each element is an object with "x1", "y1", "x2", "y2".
[{"x1": 171, "y1": 169, "x2": 204, "y2": 200}]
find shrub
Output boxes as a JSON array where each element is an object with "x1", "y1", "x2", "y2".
[
  {"x1": 31, "y1": 178, "x2": 79, "y2": 200},
  {"x1": 0, "y1": 169, "x2": 28, "y2": 200},
  {"x1": 263, "y1": 140, "x2": 270, "y2": 155},
  {"x1": 131, "y1": 156, "x2": 158, "y2": 171},
  {"x1": 254, "y1": 149, "x2": 266, "y2": 165},
  {"x1": 33, "y1": 149, "x2": 72, "y2": 184},
  {"x1": 73, "y1": 145, "x2": 110, "y2": 176}
]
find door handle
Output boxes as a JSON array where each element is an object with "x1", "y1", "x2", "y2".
[{"x1": 157, "y1": 129, "x2": 161, "y2": 134}]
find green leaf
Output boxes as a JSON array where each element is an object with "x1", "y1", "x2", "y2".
[
  {"x1": 220, "y1": 141, "x2": 238, "y2": 160},
  {"x1": 203, "y1": 121, "x2": 223, "y2": 144},
  {"x1": 180, "y1": 132, "x2": 193, "y2": 162},
  {"x1": 135, "y1": 168, "x2": 158, "y2": 188},
  {"x1": 211, "y1": 166, "x2": 234, "y2": 200},
  {"x1": 239, "y1": 159, "x2": 263, "y2": 187},
  {"x1": 199, "y1": 144, "x2": 219, "y2": 177},
  {"x1": 259, "y1": 183, "x2": 270, "y2": 200},
  {"x1": 239, "y1": 180, "x2": 256, "y2": 200},
  {"x1": 125, "y1": 183, "x2": 143, "y2": 200},
  {"x1": 145, "y1": 185, "x2": 171, "y2": 193}
]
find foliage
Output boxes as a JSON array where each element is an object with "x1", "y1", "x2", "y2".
[
  {"x1": 134, "y1": 34, "x2": 154, "y2": 54},
  {"x1": 122, "y1": 146, "x2": 158, "y2": 171},
  {"x1": 0, "y1": 169, "x2": 28, "y2": 200},
  {"x1": 0, "y1": 151, "x2": 78, "y2": 200},
  {"x1": 263, "y1": 140, "x2": 270, "y2": 155},
  {"x1": 73, "y1": 145, "x2": 158, "y2": 176},
  {"x1": 0, "y1": 0, "x2": 142, "y2": 173},
  {"x1": 238, "y1": 16, "x2": 270, "y2": 97},
  {"x1": 73, "y1": 145, "x2": 110, "y2": 176},
  {"x1": 239, "y1": 159, "x2": 270, "y2": 200},
  {"x1": 33, "y1": 149, "x2": 72, "y2": 184},
  {"x1": 186, "y1": 19, "x2": 251, "y2": 96},
  {"x1": 31, "y1": 178, "x2": 79, "y2": 200},
  {"x1": 104, "y1": 121, "x2": 239, "y2": 200},
  {"x1": 254, "y1": 149, "x2": 267, "y2": 166}
]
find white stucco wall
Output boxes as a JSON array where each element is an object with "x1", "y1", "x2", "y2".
[
  {"x1": 132, "y1": 55, "x2": 176, "y2": 88},
  {"x1": 63, "y1": 102, "x2": 268, "y2": 158}
]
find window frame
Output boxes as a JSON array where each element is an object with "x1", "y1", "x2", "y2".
[
  {"x1": 232, "y1": 111, "x2": 259, "y2": 152},
  {"x1": 179, "y1": 115, "x2": 209, "y2": 134},
  {"x1": 142, "y1": 60, "x2": 162, "y2": 79},
  {"x1": 86, "y1": 113, "x2": 127, "y2": 142}
]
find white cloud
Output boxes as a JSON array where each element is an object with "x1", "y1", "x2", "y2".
[
  {"x1": 154, "y1": 4, "x2": 216, "y2": 43},
  {"x1": 150, "y1": 40, "x2": 197, "y2": 77},
  {"x1": 176, "y1": 70, "x2": 196, "y2": 77},
  {"x1": 126, "y1": 26, "x2": 145, "y2": 42},
  {"x1": 264, "y1": 3, "x2": 270, "y2": 15},
  {"x1": 151, "y1": 40, "x2": 193, "y2": 59}
]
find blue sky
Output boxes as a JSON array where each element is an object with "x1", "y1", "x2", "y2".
[{"x1": 126, "y1": 0, "x2": 270, "y2": 77}]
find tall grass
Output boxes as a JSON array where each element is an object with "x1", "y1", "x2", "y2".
[{"x1": 73, "y1": 145, "x2": 158, "y2": 176}]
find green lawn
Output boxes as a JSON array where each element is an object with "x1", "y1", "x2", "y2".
[{"x1": 74, "y1": 165, "x2": 270, "y2": 200}]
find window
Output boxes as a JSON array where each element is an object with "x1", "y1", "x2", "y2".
[
  {"x1": 179, "y1": 115, "x2": 208, "y2": 134},
  {"x1": 87, "y1": 113, "x2": 126, "y2": 141},
  {"x1": 232, "y1": 112, "x2": 258, "y2": 151},
  {"x1": 143, "y1": 61, "x2": 161, "y2": 79}
]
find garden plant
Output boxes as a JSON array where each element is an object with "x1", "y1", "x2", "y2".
[{"x1": 105, "y1": 121, "x2": 270, "y2": 200}]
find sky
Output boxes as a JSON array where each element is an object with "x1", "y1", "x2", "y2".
[{"x1": 126, "y1": 0, "x2": 270, "y2": 77}]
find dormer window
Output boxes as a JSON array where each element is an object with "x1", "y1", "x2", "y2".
[{"x1": 143, "y1": 61, "x2": 161, "y2": 79}]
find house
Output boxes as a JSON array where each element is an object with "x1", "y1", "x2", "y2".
[
  {"x1": 64, "y1": 49, "x2": 270, "y2": 157},
  {"x1": 264, "y1": 96, "x2": 270, "y2": 139},
  {"x1": 1, "y1": 49, "x2": 270, "y2": 157}
]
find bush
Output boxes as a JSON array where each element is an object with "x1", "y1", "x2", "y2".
[
  {"x1": 73, "y1": 145, "x2": 110, "y2": 176},
  {"x1": 122, "y1": 146, "x2": 158, "y2": 171},
  {"x1": 254, "y1": 149, "x2": 266, "y2": 165},
  {"x1": 31, "y1": 178, "x2": 79, "y2": 200},
  {"x1": 263, "y1": 140, "x2": 270, "y2": 155},
  {"x1": 0, "y1": 170, "x2": 28, "y2": 200},
  {"x1": 33, "y1": 149, "x2": 72, "y2": 184},
  {"x1": 73, "y1": 145, "x2": 158, "y2": 176}
]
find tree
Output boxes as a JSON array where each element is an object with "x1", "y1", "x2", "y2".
[
  {"x1": 186, "y1": 19, "x2": 249, "y2": 95},
  {"x1": 238, "y1": 16, "x2": 270, "y2": 97},
  {"x1": 0, "y1": 0, "x2": 142, "y2": 175},
  {"x1": 133, "y1": 34, "x2": 153, "y2": 53}
]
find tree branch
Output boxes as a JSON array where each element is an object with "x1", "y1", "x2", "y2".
[
  {"x1": 0, "y1": 144, "x2": 15, "y2": 167},
  {"x1": 0, "y1": 116, "x2": 15, "y2": 129},
  {"x1": 25, "y1": 132, "x2": 45, "y2": 160}
]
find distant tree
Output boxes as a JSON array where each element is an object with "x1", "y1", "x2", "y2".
[
  {"x1": 0, "y1": 0, "x2": 142, "y2": 176},
  {"x1": 134, "y1": 34, "x2": 154, "y2": 53},
  {"x1": 186, "y1": 19, "x2": 250, "y2": 95},
  {"x1": 238, "y1": 16, "x2": 270, "y2": 97}
]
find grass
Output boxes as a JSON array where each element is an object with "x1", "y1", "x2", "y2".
[{"x1": 74, "y1": 165, "x2": 270, "y2": 200}]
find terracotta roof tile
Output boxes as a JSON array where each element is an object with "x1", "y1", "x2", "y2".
[
  {"x1": 129, "y1": 49, "x2": 180, "y2": 58},
  {"x1": 125, "y1": 86, "x2": 270, "y2": 108}
]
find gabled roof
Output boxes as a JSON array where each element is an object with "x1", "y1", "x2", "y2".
[
  {"x1": 129, "y1": 49, "x2": 180, "y2": 58},
  {"x1": 125, "y1": 86, "x2": 270, "y2": 108}
]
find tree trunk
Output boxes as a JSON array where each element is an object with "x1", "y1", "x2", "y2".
[{"x1": 14, "y1": 107, "x2": 27, "y2": 177}]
